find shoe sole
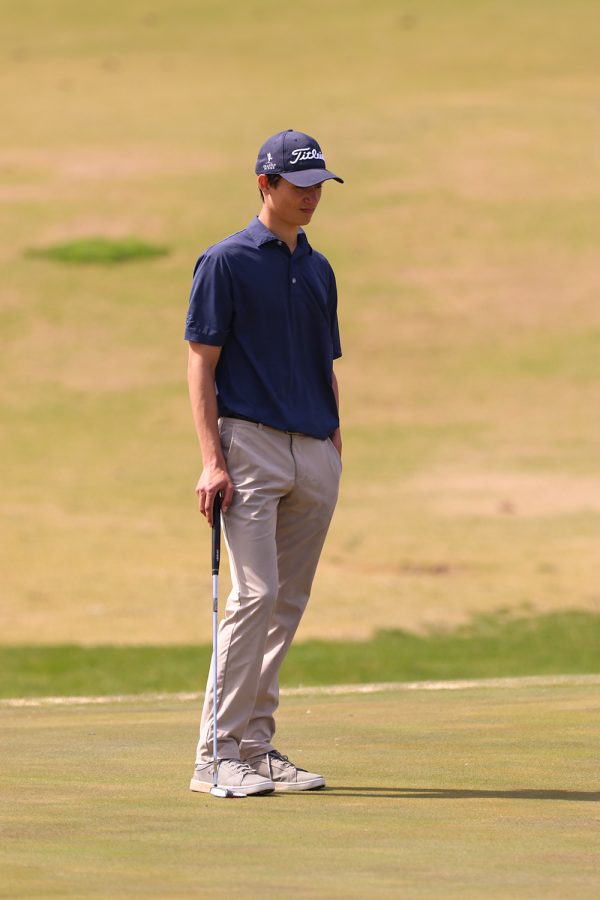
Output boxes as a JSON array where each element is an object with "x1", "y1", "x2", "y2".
[
  {"x1": 189, "y1": 777, "x2": 275, "y2": 796},
  {"x1": 272, "y1": 778, "x2": 326, "y2": 792}
]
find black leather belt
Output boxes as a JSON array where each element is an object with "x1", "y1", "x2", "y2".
[
  {"x1": 226, "y1": 413, "x2": 314, "y2": 438},
  {"x1": 227, "y1": 413, "x2": 260, "y2": 426}
]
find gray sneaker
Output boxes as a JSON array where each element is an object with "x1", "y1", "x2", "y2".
[
  {"x1": 190, "y1": 759, "x2": 275, "y2": 796},
  {"x1": 245, "y1": 749, "x2": 325, "y2": 792}
]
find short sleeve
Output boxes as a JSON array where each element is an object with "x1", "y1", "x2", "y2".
[
  {"x1": 328, "y1": 267, "x2": 342, "y2": 360},
  {"x1": 184, "y1": 250, "x2": 234, "y2": 345}
]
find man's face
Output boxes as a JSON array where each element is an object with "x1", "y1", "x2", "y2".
[{"x1": 261, "y1": 177, "x2": 323, "y2": 227}]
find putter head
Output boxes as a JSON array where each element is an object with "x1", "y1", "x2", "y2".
[{"x1": 210, "y1": 785, "x2": 246, "y2": 799}]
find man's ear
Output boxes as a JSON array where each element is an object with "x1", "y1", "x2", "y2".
[{"x1": 257, "y1": 174, "x2": 269, "y2": 195}]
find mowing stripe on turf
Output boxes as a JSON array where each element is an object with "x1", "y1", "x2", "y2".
[{"x1": 2, "y1": 674, "x2": 600, "y2": 708}]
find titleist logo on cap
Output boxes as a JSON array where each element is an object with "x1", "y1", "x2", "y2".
[{"x1": 289, "y1": 148, "x2": 325, "y2": 166}]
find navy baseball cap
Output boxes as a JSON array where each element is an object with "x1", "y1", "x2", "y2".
[{"x1": 255, "y1": 129, "x2": 344, "y2": 187}]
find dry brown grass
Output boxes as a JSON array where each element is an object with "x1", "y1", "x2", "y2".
[{"x1": 2, "y1": 0, "x2": 600, "y2": 643}]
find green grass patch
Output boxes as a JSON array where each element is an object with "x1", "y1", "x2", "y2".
[
  {"x1": 2, "y1": 687, "x2": 598, "y2": 897},
  {"x1": 1, "y1": 612, "x2": 598, "y2": 699},
  {"x1": 26, "y1": 237, "x2": 169, "y2": 265}
]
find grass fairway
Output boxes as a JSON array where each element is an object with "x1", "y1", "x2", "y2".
[
  {"x1": 2, "y1": 611, "x2": 600, "y2": 699},
  {"x1": 1, "y1": 683, "x2": 598, "y2": 898}
]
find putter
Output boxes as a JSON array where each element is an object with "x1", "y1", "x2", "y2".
[{"x1": 209, "y1": 492, "x2": 245, "y2": 799}]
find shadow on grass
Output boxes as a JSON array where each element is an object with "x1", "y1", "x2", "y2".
[{"x1": 325, "y1": 787, "x2": 600, "y2": 802}]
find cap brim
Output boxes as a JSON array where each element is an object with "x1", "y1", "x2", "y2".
[{"x1": 280, "y1": 168, "x2": 344, "y2": 187}]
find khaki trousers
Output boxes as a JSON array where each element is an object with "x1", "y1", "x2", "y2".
[{"x1": 195, "y1": 417, "x2": 341, "y2": 764}]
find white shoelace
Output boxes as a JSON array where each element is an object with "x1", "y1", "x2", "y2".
[
  {"x1": 220, "y1": 759, "x2": 258, "y2": 779},
  {"x1": 269, "y1": 750, "x2": 291, "y2": 764},
  {"x1": 268, "y1": 750, "x2": 307, "y2": 775}
]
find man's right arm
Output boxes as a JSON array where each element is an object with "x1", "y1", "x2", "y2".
[{"x1": 187, "y1": 341, "x2": 235, "y2": 526}]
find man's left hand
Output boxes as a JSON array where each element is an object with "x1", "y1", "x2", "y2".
[{"x1": 330, "y1": 428, "x2": 342, "y2": 458}]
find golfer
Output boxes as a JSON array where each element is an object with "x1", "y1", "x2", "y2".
[{"x1": 185, "y1": 129, "x2": 343, "y2": 796}]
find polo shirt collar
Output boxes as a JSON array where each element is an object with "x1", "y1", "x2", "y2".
[{"x1": 246, "y1": 217, "x2": 312, "y2": 254}]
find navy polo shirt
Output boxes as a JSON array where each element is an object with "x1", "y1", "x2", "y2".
[{"x1": 185, "y1": 217, "x2": 341, "y2": 440}]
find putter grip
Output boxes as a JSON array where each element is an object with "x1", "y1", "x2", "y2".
[{"x1": 211, "y1": 494, "x2": 221, "y2": 575}]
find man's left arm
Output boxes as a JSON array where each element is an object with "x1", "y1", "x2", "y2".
[{"x1": 330, "y1": 369, "x2": 342, "y2": 458}]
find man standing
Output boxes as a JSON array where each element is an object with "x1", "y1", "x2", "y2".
[{"x1": 185, "y1": 129, "x2": 344, "y2": 796}]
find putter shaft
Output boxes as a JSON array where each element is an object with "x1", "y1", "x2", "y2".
[{"x1": 212, "y1": 494, "x2": 221, "y2": 792}]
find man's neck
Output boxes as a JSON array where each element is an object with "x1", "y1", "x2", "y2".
[{"x1": 258, "y1": 209, "x2": 299, "y2": 253}]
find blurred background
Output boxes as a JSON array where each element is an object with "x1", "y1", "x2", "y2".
[{"x1": 1, "y1": 1, "x2": 599, "y2": 671}]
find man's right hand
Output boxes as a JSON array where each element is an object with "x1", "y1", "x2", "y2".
[
  {"x1": 195, "y1": 467, "x2": 235, "y2": 526},
  {"x1": 188, "y1": 342, "x2": 235, "y2": 526}
]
